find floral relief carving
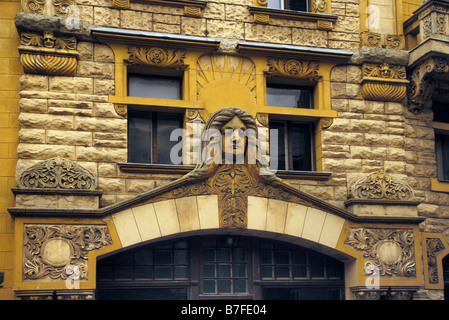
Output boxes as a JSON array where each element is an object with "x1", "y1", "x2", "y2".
[
  {"x1": 21, "y1": 31, "x2": 77, "y2": 50},
  {"x1": 426, "y1": 238, "x2": 445, "y2": 284},
  {"x1": 407, "y1": 56, "x2": 449, "y2": 114},
  {"x1": 18, "y1": 158, "x2": 97, "y2": 190},
  {"x1": 21, "y1": 0, "x2": 77, "y2": 17},
  {"x1": 362, "y1": 63, "x2": 406, "y2": 80},
  {"x1": 360, "y1": 31, "x2": 405, "y2": 50},
  {"x1": 349, "y1": 171, "x2": 413, "y2": 201},
  {"x1": 23, "y1": 224, "x2": 112, "y2": 281},
  {"x1": 345, "y1": 228, "x2": 416, "y2": 278},
  {"x1": 127, "y1": 46, "x2": 186, "y2": 69},
  {"x1": 267, "y1": 58, "x2": 320, "y2": 80}
]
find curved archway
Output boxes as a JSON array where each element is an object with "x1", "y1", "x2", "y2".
[{"x1": 96, "y1": 230, "x2": 352, "y2": 300}]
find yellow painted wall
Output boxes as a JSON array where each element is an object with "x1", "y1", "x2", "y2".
[
  {"x1": 0, "y1": 0, "x2": 21, "y2": 300},
  {"x1": 402, "y1": 0, "x2": 424, "y2": 21}
]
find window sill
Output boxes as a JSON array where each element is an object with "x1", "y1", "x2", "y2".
[
  {"x1": 248, "y1": 6, "x2": 338, "y2": 28},
  {"x1": 258, "y1": 106, "x2": 337, "y2": 120},
  {"x1": 119, "y1": 163, "x2": 195, "y2": 174},
  {"x1": 119, "y1": 163, "x2": 331, "y2": 181}
]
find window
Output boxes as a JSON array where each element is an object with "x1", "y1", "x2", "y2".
[
  {"x1": 128, "y1": 111, "x2": 183, "y2": 165},
  {"x1": 266, "y1": 83, "x2": 313, "y2": 109},
  {"x1": 267, "y1": 0, "x2": 309, "y2": 11},
  {"x1": 128, "y1": 74, "x2": 182, "y2": 100},
  {"x1": 269, "y1": 120, "x2": 314, "y2": 171},
  {"x1": 436, "y1": 133, "x2": 449, "y2": 181},
  {"x1": 96, "y1": 236, "x2": 345, "y2": 300}
]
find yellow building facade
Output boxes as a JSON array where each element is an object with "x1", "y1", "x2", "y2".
[{"x1": 2, "y1": 0, "x2": 449, "y2": 301}]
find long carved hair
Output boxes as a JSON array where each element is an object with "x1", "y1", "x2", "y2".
[{"x1": 185, "y1": 107, "x2": 277, "y2": 183}]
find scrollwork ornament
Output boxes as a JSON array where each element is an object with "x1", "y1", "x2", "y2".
[
  {"x1": 349, "y1": 171, "x2": 413, "y2": 200},
  {"x1": 427, "y1": 238, "x2": 445, "y2": 284},
  {"x1": 128, "y1": 46, "x2": 186, "y2": 69},
  {"x1": 18, "y1": 158, "x2": 97, "y2": 190},
  {"x1": 21, "y1": 0, "x2": 46, "y2": 14},
  {"x1": 23, "y1": 224, "x2": 112, "y2": 281},
  {"x1": 345, "y1": 228, "x2": 416, "y2": 278},
  {"x1": 267, "y1": 58, "x2": 320, "y2": 80}
]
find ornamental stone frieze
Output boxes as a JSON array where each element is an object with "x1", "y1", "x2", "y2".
[
  {"x1": 13, "y1": 158, "x2": 101, "y2": 209},
  {"x1": 21, "y1": 0, "x2": 77, "y2": 17},
  {"x1": 19, "y1": 31, "x2": 78, "y2": 76},
  {"x1": 18, "y1": 158, "x2": 96, "y2": 190},
  {"x1": 426, "y1": 238, "x2": 445, "y2": 285},
  {"x1": 266, "y1": 58, "x2": 320, "y2": 81},
  {"x1": 407, "y1": 56, "x2": 449, "y2": 114},
  {"x1": 127, "y1": 45, "x2": 187, "y2": 70},
  {"x1": 413, "y1": 0, "x2": 449, "y2": 42},
  {"x1": 345, "y1": 227, "x2": 416, "y2": 279},
  {"x1": 349, "y1": 171, "x2": 413, "y2": 201},
  {"x1": 361, "y1": 62, "x2": 409, "y2": 102},
  {"x1": 360, "y1": 31, "x2": 405, "y2": 50},
  {"x1": 23, "y1": 224, "x2": 112, "y2": 282}
]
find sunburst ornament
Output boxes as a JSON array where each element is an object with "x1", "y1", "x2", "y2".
[{"x1": 196, "y1": 54, "x2": 258, "y2": 116}]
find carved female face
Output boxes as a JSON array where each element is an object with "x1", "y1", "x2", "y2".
[{"x1": 221, "y1": 115, "x2": 248, "y2": 162}]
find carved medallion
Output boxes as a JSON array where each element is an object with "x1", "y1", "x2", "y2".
[
  {"x1": 128, "y1": 45, "x2": 186, "y2": 69},
  {"x1": 345, "y1": 228, "x2": 416, "y2": 278},
  {"x1": 267, "y1": 58, "x2": 320, "y2": 80},
  {"x1": 23, "y1": 224, "x2": 112, "y2": 281}
]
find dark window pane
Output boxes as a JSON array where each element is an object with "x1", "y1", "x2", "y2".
[
  {"x1": 274, "y1": 251, "x2": 290, "y2": 264},
  {"x1": 97, "y1": 266, "x2": 113, "y2": 281},
  {"x1": 275, "y1": 266, "x2": 290, "y2": 278},
  {"x1": 217, "y1": 279, "x2": 232, "y2": 293},
  {"x1": 156, "y1": 113, "x2": 182, "y2": 164},
  {"x1": 154, "y1": 250, "x2": 172, "y2": 264},
  {"x1": 174, "y1": 266, "x2": 189, "y2": 279},
  {"x1": 217, "y1": 248, "x2": 231, "y2": 261},
  {"x1": 233, "y1": 264, "x2": 247, "y2": 277},
  {"x1": 310, "y1": 265, "x2": 325, "y2": 278},
  {"x1": 266, "y1": 84, "x2": 312, "y2": 108},
  {"x1": 202, "y1": 248, "x2": 215, "y2": 262},
  {"x1": 436, "y1": 133, "x2": 449, "y2": 180},
  {"x1": 134, "y1": 250, "x2": 152, "y2": 265},
  {"x1": 154, "y1": 266, "x2": 172, "y2": 279},
  {"x1": 128, "y1": 74, "x2": 181, "y2": 100},
  {"x1": 128, "y1": 112, "x2": 152, "y2": 163},
  {"x1": 288, "y1": 0, "x2": 307, "y2": 11},
  {"x1": 234, "y1": 279, "x2": 247, "y2": 293},
  {"x1": 203, "y1": 279, "x2": 216, "y2": 293},
  {"x1": 270, "y1": 121, "x2": 286, "y2": 171},
  {"x1": 260, "y1": 251, "x2": 272, "y2": 264},
  {"x1": 261, "y1": 266, "x2": 273, "y2": 279},
  {"x1": 203, "y1": 264, "x2": 215, "y2": 278},
  {"x1": 292, "y1": 251, "x2": 306, "y2": 264},
  {"x1": 290, "y1": 123, "x2": 312, "y2": 171},
  {"x1": 134, "y1": 266, "x2": 153, "y2": 280},
  {"x1": 233, "y1": 248, "x2": 246, "y2": 262},
  {"x1": 293, "y1": 265, "x2": 308, "y2": 278},
  {"x1": 174, "y1": 250, "x2": 188, "y2": 264},
  {"x1": 218, "y1": 264, "x2": 231, "y2": 277},
  {"x1": 114, "y1": 266, "x2": 133, "y2": 280}
]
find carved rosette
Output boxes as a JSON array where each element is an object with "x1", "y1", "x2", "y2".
[
  {"x1": 349, "y1": 171, "x2": 413, "y2": 201},
  {"x1": 23, "y1": 224, "x2": 112, "y2": 281},
  {"x1": 19, "y1": 31, "x2": 78, "y2": 76},
  {"x1": 18, "y1": 158, "x2": 97, "y2": 190},
  {"x1": 112, "y1": 0, "x2": 129, "y2": 9},
  {"x1": 361, "y1": 63, "x2": 409, "y2": 102},
  {"x1": 407, "y1": 56, "x2": 449, "y2": 114},
  {"x1": 266, "y1": 58, "x2": 320, "y2": 80},
  {"x1": 345, "y1": 228, "x2": 416, "y2": 278},
  {"x1": 128, "y1": 45, "x2": 186, "y2": 69}
]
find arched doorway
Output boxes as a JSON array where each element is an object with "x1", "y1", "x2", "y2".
[{"x1": 96, "y1": 235, "x2": 345, "y2": 300}]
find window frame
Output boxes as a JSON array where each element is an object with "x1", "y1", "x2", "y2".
[
  {"x1": 266, "y1": 82, "x2": 314, "y2": 109},
  {"x1": 269, "y1": 119, "x2": 316, "y2": 172},
  {"x1": 127, "y1": 109, "x2": 184, "y2": 165},
  {"x1": 267, "y1": 0, "x2": 311, "y2": 12}
]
